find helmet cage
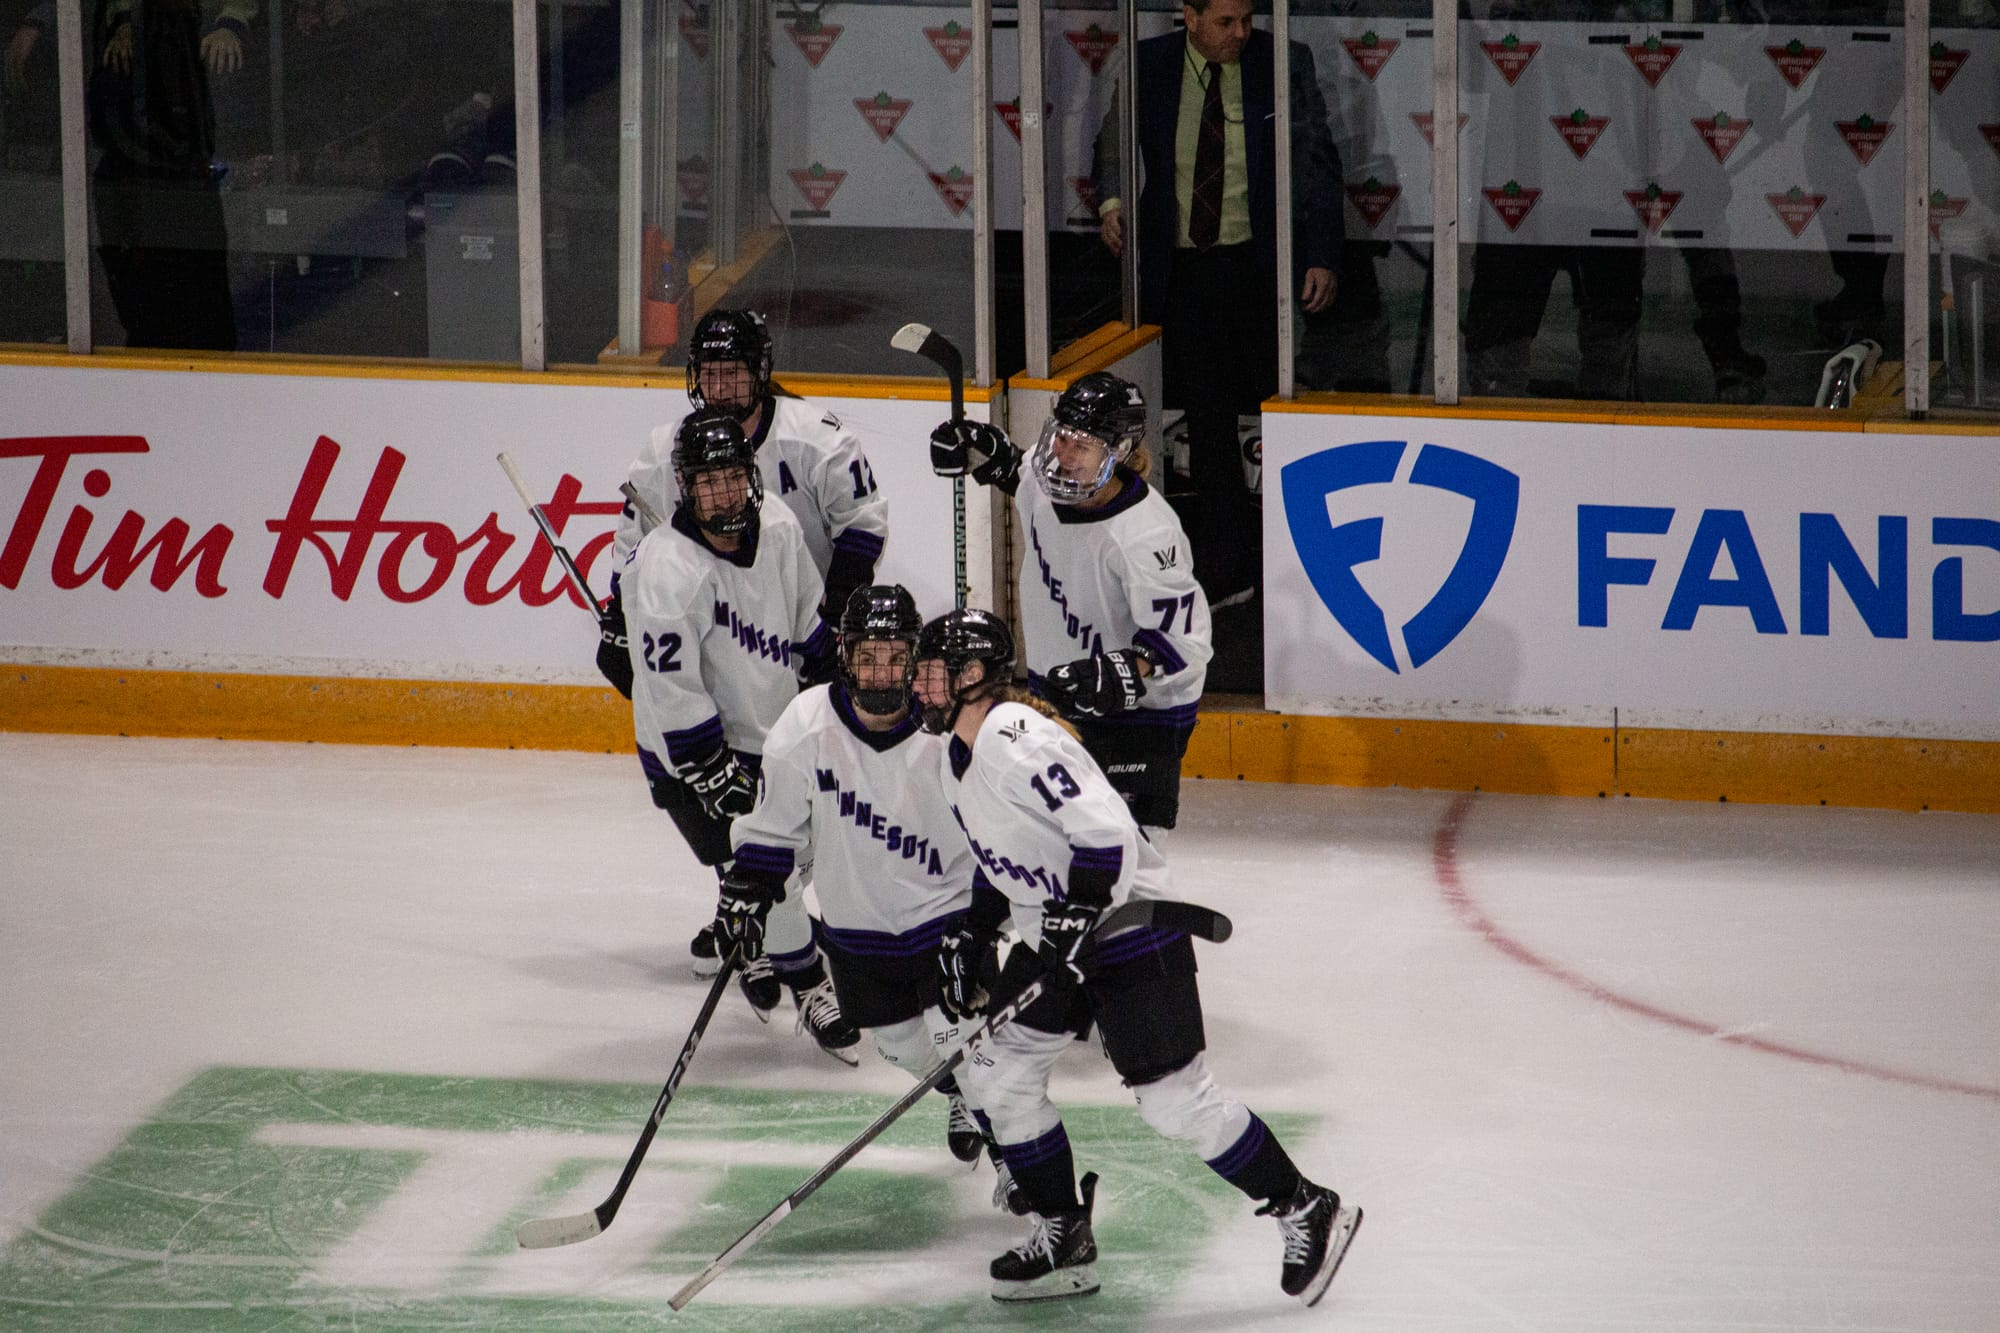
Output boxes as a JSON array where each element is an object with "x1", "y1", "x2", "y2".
[
  {"x1": 672, "y1": 410, "x2": 763, "y2": 536},
  {"x1": 686, "y1": 309, "x2": 773, "y2": 420},
  {"x1": 838, "y1": 585, "x2": 922, "y2": 715}
]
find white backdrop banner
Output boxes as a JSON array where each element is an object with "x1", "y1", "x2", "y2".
[
  {"x1": 0, "y1": 365, "x2": 978, "y2": 684},
  {"x1": 1262, "y1": 413, "x2": 2000, "y2": 739}
]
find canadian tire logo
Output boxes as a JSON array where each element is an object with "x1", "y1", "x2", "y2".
[
  {"x1": 1930, "y1": 42, "x2": 1969, "y2": 94},
  {"x1": 1929, "y1": 189, "x2": 1969, "y2": 240},
  {"x1": 1483, "y1": 181, "x2": 1541, "y2": 232},
  {"x1": 1066, "y1": 25, "x2": 1118, "y2": 75},
  {"x1": 1481, "y1": 35, "x2": 1539, "y2": 85},
  {"x1": 1346, "y1": 179, "x2": 1401, "y2": 230},
  {"x1": 1766, "y1": 39, "x2": 1824, "y2": 88},
  {"x1": 1693, "y1": 112, "x2": 1750, "y2": 164},
  {"x1": 1625, "y1": 184, "x2": 1684, "y2": 235},
  {"x1": 1282, "y1": 441, "x2": 1519, "y2": 673},
  {"x1": 679, "y1": 10, "x2": 708, "y2": 60},
  {"x1": 1625, "y1": 37, "x2": 1682, "y2": 87},
  {"x1": 1766, "y1": 187, "x2": 1827, "y2": 238},
  {"x1": 1342, "y1": 31, "x2": 1398, "y2": 82},
  {"x1": 927, "y1": 21, "x2": 972, "y2": 72},
  {"x1": 1411, "y1": 112, "x2": 1469, "y2": 145},
  {"x1": 856, "y1": 92, "x2": 913, "y2": 143},
  {"x1": 788, "y1": 163, "x2": 846, "y2": 212},
  {"x1": 1837, "y1": 115, "x2": 1893, "y2": 165},
  {"x1": 1552, "y1": 109, "x2": 1609, "y2": 160},
  {"x1": 677, "y1": 156, "x2": 710, "y2": 210},
  {"x1": 996, "y1": 100, "x2": 1051, "y2": 142},
  {"x1": 785, "y1": 19, "x2": 842, "y2": 67},
  {"x1": 929, "y1": 166, "x2": 975, "y2": 216}
]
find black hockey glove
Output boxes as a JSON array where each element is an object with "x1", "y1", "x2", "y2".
[
  {"x1": 595, "y1": 586, "x2": 634, "y2": 700},
  {"x1": 936, "y1": 925, "x2": 997, "y2": 1022},
  {"x1": 795, "y1": 624, "x2": 839, "y2": 688},
  {"x1": 714, "y1": 870, "x2": 781, "y2": 962},
  {"x1": 1037, "y1": 898, "x2": 1100, "y2": 986},
  {"x1": 684, "y1": 747, "x2": 758, "y2": 821},
  {"x1": 819, "y1": 547, "x2": 877, "y2": 627},
  {"x1": 929, "y1": 420, "x2": 1021, "y2": 492},
  {"x1": 1043, "y1": 648, "x2": 1148, "y2": 719}
]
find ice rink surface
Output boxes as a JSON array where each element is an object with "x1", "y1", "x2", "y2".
[{"x1": 3, "y1": 731, "x2": 1997, "y2": 1331}]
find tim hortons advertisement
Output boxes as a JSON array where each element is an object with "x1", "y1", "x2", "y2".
[
  {"x1": 1264, "y1": 414, "x2": 2000, "y2": 740},
  {"x1": 0, "y1": 366, "x2": 973, "y2": 683}
]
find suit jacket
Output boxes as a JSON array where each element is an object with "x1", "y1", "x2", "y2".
[{"x1": 1095, "y1": 27, "x2": 1344, "y2": 326}]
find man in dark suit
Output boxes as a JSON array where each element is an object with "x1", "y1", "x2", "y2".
[{"x1": 1094, "y1": 0, "x2": 1343, "y2": 607}]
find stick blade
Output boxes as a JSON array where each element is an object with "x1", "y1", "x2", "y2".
[
  {"x1": 515, "y1": 1212, "x2": 603, "y2": 1249},
  {"x1": 889, "y1": 321, "x2": 933, "y2": 353}
]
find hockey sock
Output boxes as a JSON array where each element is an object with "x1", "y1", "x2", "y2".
[
  {"x1": 769, "y1": 945, "x2": 824, "y2": 988},
  {"x1": 1205, "y1": 1114, "x2": 1303, "y2": 1204},
  {"x1": 998, "y1": 1124, "x2": 1081, "y2": 1214}
]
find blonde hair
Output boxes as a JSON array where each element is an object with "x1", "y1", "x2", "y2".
[
  {"x1": 989, "y1": 682, "x2": 1081, "y2": 742},
  {"x1": 1124, "y1": 442, "x2": 1153, "y2": 481}
]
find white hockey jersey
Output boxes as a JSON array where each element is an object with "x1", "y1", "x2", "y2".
[
  {"x1": 732, "y1": 684, "x2": 975, "y2": 952},
  {"x1": 614, "y1": 395, "x2": 889, "y2": 586},
  {"x1": 1015, "y1": 469, "x2": 1213, "y2": 724},
  {"x1": 624, "y1": 498, "x2": 828, "y2": 777},
  {"x1": 940, "y1": 701, "x2": 1176, "y2": 964}
]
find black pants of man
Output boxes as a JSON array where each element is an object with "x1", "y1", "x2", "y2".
[{"x1": 1164, "y1": 243, "x2": 1275, "y2": 603}]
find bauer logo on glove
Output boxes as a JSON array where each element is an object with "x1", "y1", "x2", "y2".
[{"x1": 1043, "y1": 648, "x2": 1148, "y2": 718}]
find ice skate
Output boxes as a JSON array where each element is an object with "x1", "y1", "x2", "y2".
[
  {"x1": 790, "y1": 976, "x2": 861, "y2": 1065},
  {"x1": 946, "y1": 1093, "x2": 983, "y2": 1164},
  {"x1": 1257, "y1": 1178, "x2": 1362, "y2": 1307},
  {"x1": 737, "y1": 953, "x2": 780, "y2": 1019},
  {"x1": 688, "y1": 924, "x2": 722, "y2": 979},
  {"x1": 990, "y1": 1171, "x2": 1098, "y2": 1302}
]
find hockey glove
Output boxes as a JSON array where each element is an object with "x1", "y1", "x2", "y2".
[
  {"x1": 714, "y1": 870, "x2": 781, "y2": 962},
  {"x1": 1043, "y1": 648, "x2": 1148, "y2": 719},
  {"x1": 936, "y1": 925, "x2": 997, "y2": 1022},
  {"x1": 684, "y1": 747, "x2": 758, "y2": 821},
  {"x1": 1037, "y1": 898, "x2": 1100, "y2": 986},
  {"x1": 595, "y1": 586, "x2": 634, "y2": 700},
  {"x1": 929, "y1": 420, "x2": 1021, "y2": 491}
]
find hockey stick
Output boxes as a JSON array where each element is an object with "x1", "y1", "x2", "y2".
[
  {"x1": 619, "y1": 480, "x2": 666, "y2": 534},
  {"x1": 666, "y1": 895, "x2": 1227, "y2": 1309},
  {"x1": 890, "y1": 321, "x2": 968, "y2": 609},
  {"x1": 497, "y1": 452, "x2": 599, "y2": 613},
  {"x1": 514, "y1": 955, "x2": 740, "y2": 1249}
]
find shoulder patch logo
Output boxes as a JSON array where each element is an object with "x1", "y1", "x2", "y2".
[
  {"x1": 998, "y1": 720, "x2": 1028, "y2": 742},
  {"x1": 1152, "y1": 545, "x2": 1178, "y2": 570}
]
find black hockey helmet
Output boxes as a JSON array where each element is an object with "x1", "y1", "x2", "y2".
[
  {"x1": 838, "y1": 584, "x2": 923, "y2": 715},
  {"x1": 686, "y1": 308, "x2": 773, "y2": 420},
  {"x1": 913, "y1": 608, "x2": 1015, "y2": 734},
  {"x1": 671, "y1": 406, "x2": 762, "y2": 536},
  {"x1": 1033, "y1": 371, "x2": 1147, "y2": 504}
]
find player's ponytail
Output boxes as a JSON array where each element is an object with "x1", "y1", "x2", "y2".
[{"x1": 991, "y1": 682, "x2": 1081, "y2": 742}]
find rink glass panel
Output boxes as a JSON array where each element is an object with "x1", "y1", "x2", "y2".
[
  {"x1": 79, "y1": 0, "x2": 524, "y2": 361},
  {"x1": 740, "y1": 1, "x2": 982, "y2": 381},
  {"x1": 1454, "y1": 7, "x2": 1906, "y2": 409},
  {"x1": 0, "y1": 0, "x2": 66, "y2": 347},
  {"x1": 1926, "y1": 12, "x2": 2000, "y2": 417},
  {"x1": 0, "y1": 1064, "x2": 1314, "y2": 1328},
  {"x1": 1293, "y1": 2, "x2": 1434, "y2": 397}
]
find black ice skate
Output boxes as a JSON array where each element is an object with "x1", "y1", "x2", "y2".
[
  {"x1": 1257, "y1": 1178, "x2": 1362, "y2": 1307},
  {"x1": 990, "y1": 1171, "x2": 1099, "y2": 1303},
  {"x1": 737, "y1": 953, "x2": 780, "y2": 1019},
  {"x1": 946, "y1": 1093, "x2": 984, "y2": 1164},
  {"x1": 986, "y1": 1143, "x2": 1030, "y2": 1215},
  {"x1": 689, "y1": 924, "x2": 722, "y2": 979},
  {"x1": 790, "y1": 976, "x2": 861, "y2": 1065}
]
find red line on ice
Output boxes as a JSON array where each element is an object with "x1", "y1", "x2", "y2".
[{"x1": 1430, "y1": 792, "x2": 2000, "y2": 1106}]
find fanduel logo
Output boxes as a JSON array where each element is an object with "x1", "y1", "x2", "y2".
[{"x1": 1281, "y1": 440, "x2": 1519, "y2": 673}]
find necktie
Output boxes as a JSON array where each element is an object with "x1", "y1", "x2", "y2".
[{"x1": 1189, "y1": 61, "x2": 1224, "y2": 250}]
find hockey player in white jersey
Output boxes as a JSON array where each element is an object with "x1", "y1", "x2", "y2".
[
  {"x1": 622, "y1": 406, "x2": 860, "y2": 1062},
  {"x1": 714, "y1": 584, "x2": 999, "y2": 1155},
  {"x1": 912, "y1": 608, "x2": 1362, "y2": 1308},
  {"x1": 597, "y1": 309, "x2": 890, "y2": 697},
  {"x1": 929, "y1": 373, "x2": 1210, "y2": 842}
]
